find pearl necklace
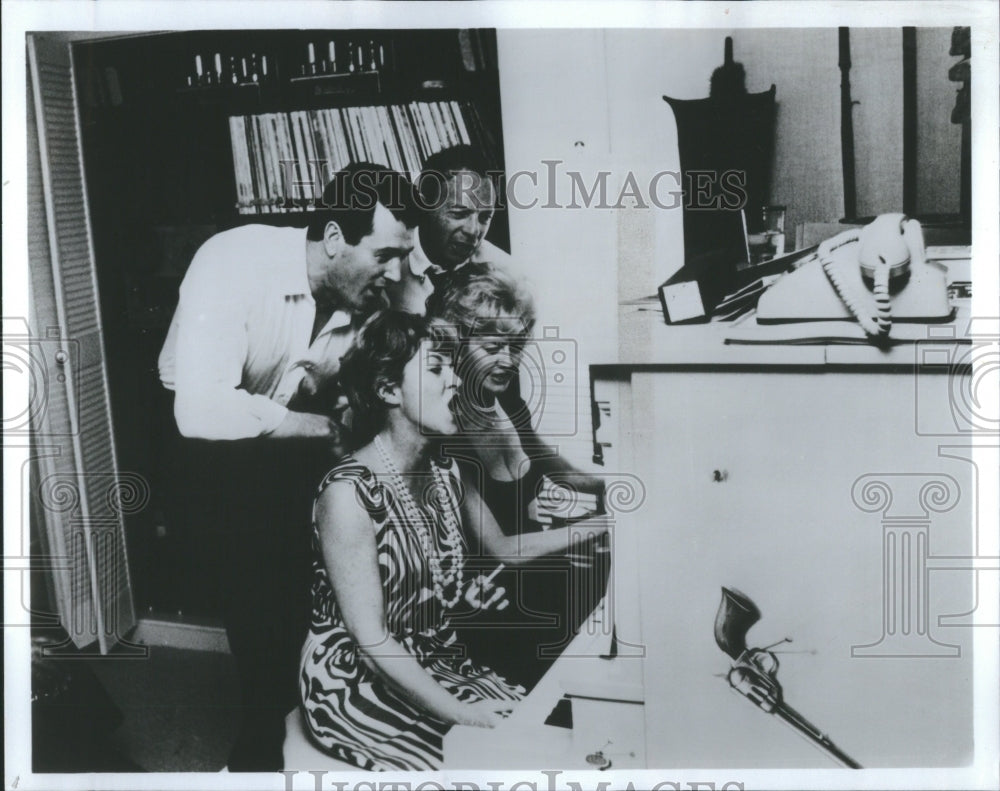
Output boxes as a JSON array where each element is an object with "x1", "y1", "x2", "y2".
[{"x1": 373, "y1": 435, "x2": 465, "y2": 608}]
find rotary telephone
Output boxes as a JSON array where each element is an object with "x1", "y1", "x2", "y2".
[{"x1": 756, "y1": 213, "x2": 952, "y2": 343}]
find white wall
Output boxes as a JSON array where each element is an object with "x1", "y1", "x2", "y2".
[
  {"x1": 497, "y1": 29, "x2": 617, "y2": 465},
  {"x1": 496, "y1": 27, "x2": 963, "y2": 439},
  {"x1": 736, "y1": 28, "x2": 845, "y2": 238},
  {"x1": 603, "y1": 28, "x2": 731, "y2": 302},
  {"x1": 503, "y1": 28, "x2": 857, "y2": 302},
  {"x1": 599, "y1": 28, "x2": 848, "y2": 296}
]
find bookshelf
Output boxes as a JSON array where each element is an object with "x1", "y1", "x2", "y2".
[
  {"x1": 76, "y1": 29, "x2": 505, "y2": 227},
  {"x1": 231, "y1": 99, "x2": 492, "y2": 214},
  {"x1": 71, "y1": 29, "x2": 506, "y2": 619}
]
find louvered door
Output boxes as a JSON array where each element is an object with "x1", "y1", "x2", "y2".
[{"x1": 27, "y1": 33, "x2": 138, "y2": 653}]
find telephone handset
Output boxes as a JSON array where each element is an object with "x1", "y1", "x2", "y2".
[
  {"x1": 756, "y1": 213, "x2": 952, "y2": 339},
  {"x1": 818, "y1": 213, "x2": 924, "y2": 342}
]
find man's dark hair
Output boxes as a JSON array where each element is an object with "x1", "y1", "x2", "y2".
[
  {"x1": 416, "y1": 145, "x2": 496, "y2": 209},
  {"x1": 307, "y1": 162, "x2": 420, "y2": 244}
]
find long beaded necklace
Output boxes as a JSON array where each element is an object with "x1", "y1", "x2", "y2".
[{"x1": 374, "y1": 434, "x2": 465, "y2": 608}]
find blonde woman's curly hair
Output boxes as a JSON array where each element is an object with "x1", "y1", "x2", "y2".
[{"x1": 425, "y1": 262, "x2": 535, "y2": 339}]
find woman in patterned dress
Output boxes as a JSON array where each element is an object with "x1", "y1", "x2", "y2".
[{"x1": 298, "y1": 311, "x2": 607, "y2": 771}]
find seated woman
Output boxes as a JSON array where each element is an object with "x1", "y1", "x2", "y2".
[
  {"x1": 298, "y1": 310, "x2": 606, "y2": 771},
  {"x1": 425, "y1": 265, "x2": 611, "y2": 690}
]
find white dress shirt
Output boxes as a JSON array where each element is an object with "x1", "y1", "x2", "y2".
[{"x1": 158, "y1": 225, "x2": 355, "y2": 440}]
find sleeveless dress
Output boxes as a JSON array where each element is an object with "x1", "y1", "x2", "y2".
[
  {"x1": 451, "y1": 397, "x2": 611, "y2": 690},
  {"x1": 298, "y1": 456, "x2": 525, "y2": 771},
  {"x1": 453, "y1": 452, "x2": 610, "y2": 690}
]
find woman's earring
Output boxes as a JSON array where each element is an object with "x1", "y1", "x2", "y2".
[{"x1": 376, "y1": 379, "x2": 402, "y2": 406}]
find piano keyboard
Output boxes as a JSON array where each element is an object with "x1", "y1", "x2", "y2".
[{"x1": 443, "y1": 598, "x2": 646, "y2": 769}]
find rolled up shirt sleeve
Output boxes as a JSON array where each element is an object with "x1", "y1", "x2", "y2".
[
  {"x1": 174, "y1": 385, "x2": 289, "y2": 440},
  {"x1": 170, "y1": 243, "x2": 289, "y2": 440}
]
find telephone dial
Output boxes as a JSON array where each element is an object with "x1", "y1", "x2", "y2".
[{"x1": 756, "y1": 213, "x2": 953, "y2": 343}]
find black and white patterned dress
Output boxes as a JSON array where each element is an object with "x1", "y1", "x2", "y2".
[{"x1": 298, "y1": 456, "x2": 524, "y2": 771}]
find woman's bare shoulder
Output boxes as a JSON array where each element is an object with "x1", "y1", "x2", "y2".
[{"x1": 315, "y1": 450, "x2": 386, "y2": 538}]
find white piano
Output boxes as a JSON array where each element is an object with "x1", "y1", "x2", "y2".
[
  {"x1": 444, "y1": 598, "x2": 646, "y2": 770},
  {"x1": 445, "y1": 296, "x2": 982, "y2": 770}
]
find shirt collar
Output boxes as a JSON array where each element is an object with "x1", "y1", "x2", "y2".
[
  {"x1": 281, "y1": 227, "x2": 354, "y2": 333},
  {"x1": 278, "y1": 227, "x2": 314, "y2": 298},
  {"x1": 320, "y1": 310, "x2": 353, "y2": 334},
  {"x1": 410, "y1": 226, "x2": 490, "y2": 276}
]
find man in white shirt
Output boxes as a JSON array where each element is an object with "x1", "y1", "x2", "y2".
[
  {"x1": 160, "y1": 163, "x2": 416, "y2": 441},
  {"x1": 158, "y1": 163, "x2": 418, "y2": 770},
  {"x1": 387, "y1": 145, "x2": 515, "y2": 314}
]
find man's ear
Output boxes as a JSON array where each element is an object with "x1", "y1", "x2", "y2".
[
  {"x1": 376, "y1": 378, "x2": 402, "y2": 407},
  {"x1": 323, "y1": 220, "x2": 346, "y2": 258}
]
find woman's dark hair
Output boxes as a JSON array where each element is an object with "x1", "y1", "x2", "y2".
[
  {"x1": 425, "y1": 262, "x2": 535, "y2": 338},
  {"x1": 338, "y1": 310, "x2": 456, "y2": 447},
  {"x1": 306, "y1": 162, "x2": 420, "y2": 244}
]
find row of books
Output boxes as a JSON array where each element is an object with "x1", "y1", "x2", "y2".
[{"x1": 229, "y1": 101, "x2": 483, "y2": 213}]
